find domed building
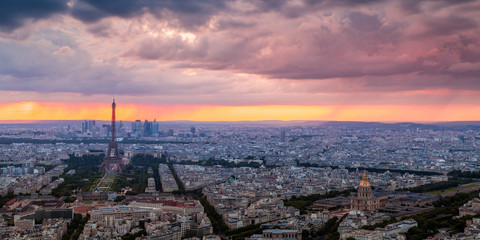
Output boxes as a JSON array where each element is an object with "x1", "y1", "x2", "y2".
[{"x1": 350, "y1": 171, "x2": 380, "y2": 211}]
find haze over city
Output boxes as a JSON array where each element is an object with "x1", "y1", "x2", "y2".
[{"x1": 1, "y1": 0, "x2": 479, "y2": 121}]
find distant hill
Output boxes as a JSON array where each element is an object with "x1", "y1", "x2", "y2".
[
  {"x1": 1, "y1": 120, "x2": 479, "y2": 130},
  {"x1": 322, "y1": 121, "x2": 480, "y2": 131}
]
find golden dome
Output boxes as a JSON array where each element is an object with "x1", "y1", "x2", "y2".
[{"x1": 359, "y1": 171, "x2": 371, "y2": 188}]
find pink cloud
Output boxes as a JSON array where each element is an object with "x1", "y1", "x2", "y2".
[{"x1": 0, "y1": 0, "x2": 479, "y2": 109}]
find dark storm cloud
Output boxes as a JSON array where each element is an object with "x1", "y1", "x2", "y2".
[
  {"x1": 216, "y1": 19, "x2": 257, "y2": 30},
  {"x1": 0, "y1": 0, "x2": 68, "y2": 32},
  {"x1": 71, "y1": 0, "x2": 229, "y2": 29},
  {"x1": 0, "y1": 40, "x2": 150, "y2": 95},
  {"x1": 246, "y1": 0, "x2": 385, "y2": 19},
  {"x1": 302, "y1": 0, "x2": 385, "y2": 7},
  {"x1": 343, "y1": 11, "x2": 402, "y2": 55},
  {"x1": 399, "y1": 0, "x2": 477, "y2": 14},
  {"x1": 250, "y1": 0, "x2": 288, "y2": 11},
  {"x1": 257, "y1": 59, "x2": 426, "y2": 80},
  {"x1": 348, "y1": 12, "x2": 382, "y2": 32},
  {"x1": 86, "y1": 21, "x2": 113, "y2": 38},
  {"x1": 441, "y1": 36, "x2": 480, "y2": 63},
  {"x1": 358, "y1": 77, "x2": 480, "y2": 92},
  {"x1": 0, "y1": 0, "x2": 239, "y2": 32},
  {"x1": 72, "y1": 0, "x2": 388, "y2": 28},
  {"x1": 422, "y1": 16, "x2": 478, "y2": 37},
  {"x1": 70, "y1": 1, "x2": 109, "y2": 23}
]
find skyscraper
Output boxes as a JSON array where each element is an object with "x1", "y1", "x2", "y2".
[
  {"x1": 132, "y1": 120, "x2": 142, "y2": 135},
  {"x1": 144, "y1": 120, "x2": 152, "y2": 137},
  {"x1": 153, "y1": 119, "x2": 159, "y2": 135}
]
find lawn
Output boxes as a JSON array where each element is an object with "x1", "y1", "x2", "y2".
[
  {"x1": 96, "y1": 173, "x2": 118, "y2": 191},
  {"x1": 428, "y1": 183, "x2": 480, "y2": 195}
]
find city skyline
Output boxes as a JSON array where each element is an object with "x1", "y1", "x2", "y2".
[{"x1": 1, "y1": 0, "x2": 479, "y2": 121}]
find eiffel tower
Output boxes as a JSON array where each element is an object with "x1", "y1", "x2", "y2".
[{"x1": 100, "y1": 98, "x2": 123, "y2": 173}]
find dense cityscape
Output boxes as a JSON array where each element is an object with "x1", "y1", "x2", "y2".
[{"x1": 0, "y1": 102, "x2": 480, "y2": 239}]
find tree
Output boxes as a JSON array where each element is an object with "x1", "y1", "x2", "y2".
[{"x1": 114, "y1": 196, "x2": 126, "y2": 202}]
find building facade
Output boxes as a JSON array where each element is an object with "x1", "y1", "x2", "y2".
[{"x1": 351, "y1": 172, "x2": 379, "y2": 211}]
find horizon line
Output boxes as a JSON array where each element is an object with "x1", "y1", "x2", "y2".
[{"x1": 1, "y1": 119, "x2": 479, "y2": 124}]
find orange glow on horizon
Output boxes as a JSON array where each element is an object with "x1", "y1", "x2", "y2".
[{"x1": 0, "y1": 102, "x2": 479, "y2": 122}]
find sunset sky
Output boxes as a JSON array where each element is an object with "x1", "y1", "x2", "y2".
[{"x1": 1, "y1": 0, "x2": 479, "y2": 122}]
